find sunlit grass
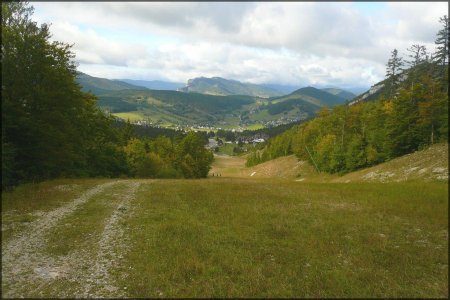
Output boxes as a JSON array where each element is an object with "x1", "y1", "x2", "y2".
[
  {"x1": 120, "y1": 179, "x2": 448, "y2": 298},
  {"x1": 2, "y1": 178, "x2": 447, "y2": 297},
  {"x1": 112, "y1": 111, "x2": 146, "y2": 122}
]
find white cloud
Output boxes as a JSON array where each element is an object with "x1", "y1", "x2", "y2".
[
  {"x1": 32, "y1": 2, "x2": 448, "y2": 88},
  {"x1": 47, "y1": 22, "x2": 148, "y2": 67}
]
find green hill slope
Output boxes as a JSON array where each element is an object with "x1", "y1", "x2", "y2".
[
  {"x1": 76, "y1": 72, "x2": 147, "y2": 94},
  {"x1": 210, "y1": 143, "x2": 448, "y2": 183},
  {"x1": 349, "y1": 63, "x2": 447, "y2": 105},
  {"x1": 256, "y1": 86, "x2": 347, "y2": 121},
  {"x1": 269, "y1": 86, "x2": 346, "y2": 107},
  {"x1": 96, "y1": 89, "x2": 258, "y2": 128},
  {"x1": 75, "y1": 73, "x2": 370, "y2": 130},
  {"x1": 332, "y1": 142, "x2": 448, "y2": 183}
]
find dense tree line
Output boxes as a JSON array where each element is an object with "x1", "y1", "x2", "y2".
[
  {"x1": 247, "y1": 15, "x2": 449, "y2": 172},
  {"x1": 112, "y1": 119, "x2": 185, "y2": 140},
  {"x1": 241, "y1": 119, "x2": 305, "y2": 138},
  {"x1": 123, "y1": 132, "x2": 213, "y2": 179},
  {"x1": 2, "y1": 2, "x2": 213, "y2": 188}
]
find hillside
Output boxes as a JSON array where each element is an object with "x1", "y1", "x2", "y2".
[
  {"x1": 75, "y1": 72, "x2": 357, "y2": 130},
  {"x1": 349, "y1": 63, "x2": 447, "y2": 105},
  {"x1": 332, "y1": 142, "x2": 448, "y2": 183},
  {"x1": 270, "y1": 86, "x2": 346, "y2": 107},
  {"x1": 260, "y1": 86, "x2": 346, "y2": 117},
  {"x1": 75, "y1": 72, "x2": 147, "y2": 95},
  {"x1": 178, "y1": 76, "x2": 283, "y2": 98},
  {"x1": 96, "y1": 89, "x2": 258, "y2": 128},
  {"x1": 75, "y1": 73, "x2": 350, "y2": 129},
  {"x1": 210, "y1": 143, "x2": 448, "y2": 183}
]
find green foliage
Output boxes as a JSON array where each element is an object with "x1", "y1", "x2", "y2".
[
  {"x1": 2, "y1": 2, "x2": 114, "y2": 185},
  {"x1": 246, "y1": 151, "x2": 262, "y2": 167},
  {"x1": 176, "y1": 132, "x2": 214, "y2": 178},
  {"x1": 98, "y1": 89, "x2": 255, "y2": 116},
  {"x1": 123, "y1": 133, "x2": 213, "y2": 179},
  {"x1": 433, "y1": 15, "x2": 449, "y2": 68},
  {"x1": 248, "y1": 61, "x2": 448, "y2": 174},
  {"x1": 216, "y1": 129, "x2": 236, "y2": 142},
  {"x1": 386, "y1": 49, "x2": 404, "y2": 86},
  {"x1": 1, "y1": 2, "x2": 214, "y2": 187}
]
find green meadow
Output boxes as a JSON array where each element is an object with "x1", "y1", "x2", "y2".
[{"x1": 2, "y1": 178, "x2": 448, "y2": 298}]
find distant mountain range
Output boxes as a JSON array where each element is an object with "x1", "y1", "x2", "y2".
[
  {"x1": 75, "y1": 72, "x2": 357, "y2": 129},
  {"x1": 117, "y1": 79, "x2": 185, "y2": 91},
  {"x1": 177, "y1": 77, "x2": 284, "y2": 98},
  {"x1": 261, "y1": 83, "x2": 302, "y2": 95},
  {"x1": 321, "y1": 88, "x2": 356, "y2": 101}
]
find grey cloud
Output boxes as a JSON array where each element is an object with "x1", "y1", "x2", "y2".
[
  {"x1": 32, "y1": 1, "x2": 447, "y2": 88},
  {"x1": 101, "y1": 2, "x2": 256, "y2": 33}
]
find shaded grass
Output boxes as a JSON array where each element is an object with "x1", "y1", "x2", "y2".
[{"x1": 120, "y1": 179, "x2": 448, "y2": 298}]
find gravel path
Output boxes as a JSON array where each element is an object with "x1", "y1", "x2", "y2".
[{"x1": 1, "y1": 180, "x2": 142, "y2": 298}]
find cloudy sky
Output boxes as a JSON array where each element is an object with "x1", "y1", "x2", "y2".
[{"x1": 33, "y1": 2, "x2": 447, "y2": 89}]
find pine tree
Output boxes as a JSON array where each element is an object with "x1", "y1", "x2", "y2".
[
  {"x1": 434, "y1": 15, "x2": 449, "y2": 67},
  {"x1": 433, "y1": 15, "x2": 449, "y2": 92},
  {"x1": 406, "y1": 44, "x2": 427, "y2": 68},
  {"x1": 385, "y1": 49, "x2": 404, "y2": 97}
]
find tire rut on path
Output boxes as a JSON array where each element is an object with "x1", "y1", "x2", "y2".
[
  {"x1": 84, "y1": 181, "x2": 142, "y2": 298},
  {"x1": 1, "y1": 180, "x2": 136, "y2": 298}
]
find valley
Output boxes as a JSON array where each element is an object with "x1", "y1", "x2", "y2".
[
  {"x1": 2, "y1": 2, "x2": 448, "y2": 298},
  {"x1": 77, "y1": 73, "x2": 352, "y2": 130}
]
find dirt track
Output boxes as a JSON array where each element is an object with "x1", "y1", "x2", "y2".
[{"x1": 1, "y1": 180, "x2": 142, "y2": 298}]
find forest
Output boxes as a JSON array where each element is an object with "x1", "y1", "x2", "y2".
[
  {"x1": 1, "y1": 2, "x2": 214, "y2": 188},
  {"x1": 247, "y1": 15, "x2": 449, "y2": 172}
]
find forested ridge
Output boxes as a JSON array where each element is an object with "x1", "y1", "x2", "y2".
[
  {"x1": 247, "y1": 15, "x2": 449, "y2": 172},
  {"x1": 1, "y1": 2, "x2": 213, "y2": 188}
]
